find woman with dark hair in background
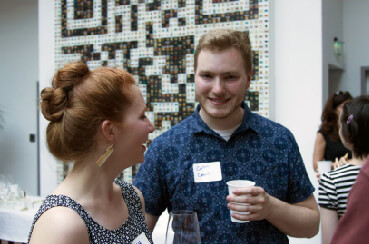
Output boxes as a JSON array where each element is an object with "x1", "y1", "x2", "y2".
[
  {"x1": 313, "y1": 91, "x2": 353, "y2": 173},
  {"x1": 318, "y1": 95, "x2": 369, "y2": 243},
  {"x1": 28, "y1": 62, "x2": 155, "y2": 243},
  {"x1": 328, "y1": 95, "x2": 369, "y2": 243}
]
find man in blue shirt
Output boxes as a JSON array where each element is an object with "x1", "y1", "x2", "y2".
[{"x1": 134, "y1": 29, "x2": 319, "y2": 243}]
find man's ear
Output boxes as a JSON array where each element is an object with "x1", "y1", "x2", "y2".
[
  {"x1": 101, "y1": 120, "x2": 114, "y2": 143},
  {"x1": 246, "y1": 70, "x2": 252, "y2": 90}
]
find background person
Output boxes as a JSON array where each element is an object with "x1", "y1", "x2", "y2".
[
  {"x1": 318, "y1": 95, "x2": 369, "y2": 244},
  {"x1": 134, "y1": 29, "x2": 319, "y2": 243},
  {"x1": 313, "y1": 91, "x2": 352, "y2": 173},
  {"x1": 28, "y1": 62, "x2": 155, "y2": 243},
  {"x1": 330, "y1": 95, "x2": 369, "y2": 243}
]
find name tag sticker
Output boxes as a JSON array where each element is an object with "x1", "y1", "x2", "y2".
[
  {"x1": 193, "y1": 162, "x2": 222, "y2": 183},
  {"x1": 132, "y1": 232, "x2": 150, "y2": 244}
]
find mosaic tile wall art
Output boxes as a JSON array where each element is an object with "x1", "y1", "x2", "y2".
[{"x1": 54, "y1": 0, "x2": 270, "y2": 182}]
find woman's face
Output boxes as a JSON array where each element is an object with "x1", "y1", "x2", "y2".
[{"x1": 113, "y1": 85, "x2": 155, "y2": 166}]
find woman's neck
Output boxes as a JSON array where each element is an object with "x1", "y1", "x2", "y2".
[
  {"x1": 350, "y1": 154, "x2": 367, "y2": 166},
  {"x1": 53, "y1": 157, "x2": 118, "y2": 203}
]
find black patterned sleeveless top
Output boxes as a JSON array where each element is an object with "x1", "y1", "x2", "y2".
[
  {"x1": 318, "y1": 130, "x2": 352, "y2": 161},
  {"x1": 28, "y1": 180, "x2": 153, "y2": 243}
]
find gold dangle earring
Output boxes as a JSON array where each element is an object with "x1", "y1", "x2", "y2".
[{"x1": 96, "y1": 145, "x2": 114, "y2": 167}]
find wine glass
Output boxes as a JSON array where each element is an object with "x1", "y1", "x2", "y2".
[{"x1": 165, "y1": 210, "x2": 201, "y2": 244}]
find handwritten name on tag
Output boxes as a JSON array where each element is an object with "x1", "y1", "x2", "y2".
[
  {"x1": 132, "y1": 232, "x2": 150, "y2": 244},
  {"x1": 193, "y1": 162, "x2": 222, "y2": 183}
]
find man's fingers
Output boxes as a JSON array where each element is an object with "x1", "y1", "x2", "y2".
[{"x1": 233, "y1": 186, "x2": 264, "y2": 195}]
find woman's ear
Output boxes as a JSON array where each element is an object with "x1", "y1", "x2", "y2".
[{"x1": 101, "y1": 120, "x2": 114, "y2": 143}]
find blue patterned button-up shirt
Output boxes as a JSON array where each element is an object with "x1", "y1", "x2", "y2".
[{"x1": 134, "y1": 103, "x2": 314, "y2": 243}]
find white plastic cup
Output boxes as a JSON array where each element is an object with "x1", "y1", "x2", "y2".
[
  {"x1": 318, "y1": 161, "x2": 332, "y2": 174},
  {"x1": 226, "y1": 180, "x2": 255, "y2": 223}
]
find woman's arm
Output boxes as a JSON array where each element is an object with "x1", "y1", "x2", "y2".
[
  {"x1": 313, "y1": 132, "x2": 326, "y2": 172},
  {"x1": 320, "y1": 207, "x2": 339, "y2": 244}
]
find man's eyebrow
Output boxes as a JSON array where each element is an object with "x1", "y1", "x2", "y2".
[
  {"x1": 198, "y1": 70, "x2": 239, "y2": 75},
  {"x1": 197, "y1": 69, "x2": 212, "y2": 73},
  {"x1": 222, "y1": 71, "x2": 238, "y2": 75}
]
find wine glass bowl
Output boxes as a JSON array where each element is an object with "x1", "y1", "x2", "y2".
[{"x1": 165, "y1": 210, "x2": 201, "y2": 244}]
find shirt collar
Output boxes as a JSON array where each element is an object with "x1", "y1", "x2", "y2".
[{"x1": 189, "y1": 102, "x2": 260, "y2": 135}]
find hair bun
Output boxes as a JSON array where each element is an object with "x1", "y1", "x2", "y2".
[
  {"x1": 40, "y1": 87, "x2": 67, "y2": 122},
  {"x1": 41, "y1": 62, "x2": 90, "y2": 122},
  {"x1": 52, "y1": 62, "x2": 90, "y2": 90}
]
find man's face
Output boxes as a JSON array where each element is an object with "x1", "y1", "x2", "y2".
[{"x1": 194, "y1": 47, "x2": 251, "y2": 121}]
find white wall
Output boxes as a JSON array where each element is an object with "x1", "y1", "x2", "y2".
[
  {"x1": 38, "y1": 0, "x2": 58, "y2": 196},
  {"x1": 272, "y1": 1, "x2": 322, "y2": 243},
  {"x1": 321, "y1": 0, "x2": 369, "y2": 99},
  {"x1": 341, "y1": 0, "x2": 369, "y2": 96},
  {"x1": 322, "y1": 0, "x2": 344, "y2": 101},
  {"x1": 0, "y1": 0, "x2": 39, "y2": 195},
  {"x1": 323, "y1": 0, "x2": 344, "y2": 69}
]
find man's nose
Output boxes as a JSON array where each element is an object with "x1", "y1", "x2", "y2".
[{"x1": 212, "y1": 78, "x2": 225, "y2": 94}]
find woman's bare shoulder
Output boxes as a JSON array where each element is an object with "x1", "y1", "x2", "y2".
[{"x1": 29, "y1": 206, "x2": 89, "y2": 244}]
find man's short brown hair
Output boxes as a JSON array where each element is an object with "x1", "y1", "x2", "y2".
[{"x1": 194, "y1": 29, "x2": 252, "y2": 74}]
